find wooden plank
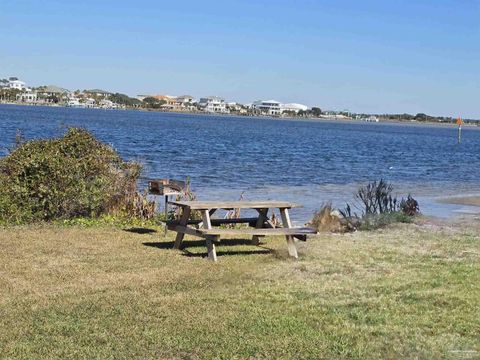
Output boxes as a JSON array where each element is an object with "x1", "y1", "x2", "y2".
[
  {"x1": 252, "y1": 208, "x2": 268, "y2": 245},
  {"x1": 167, "y1": 224, "x2": 204, "y2": 238},
  {"x1": 197, "y1": 227, "x2": 316, "y2": 236},
  {"x1": 173, "y1": 207, "x2": 191, "y2": 249},
  {"x1": 280, "y1": 208, "x2": 298, "y2": 259},
  {"x1": 168, "y1": 200, "x2": 302, "y2": 210},
  {"x1": 166, "y1": 217, "x2": 259, "y2": 227}
]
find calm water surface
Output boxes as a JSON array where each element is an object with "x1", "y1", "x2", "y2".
[{"x1": 1, "y1": 104, "x2": 479, "y2": 222}]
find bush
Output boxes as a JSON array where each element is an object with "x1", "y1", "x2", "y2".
[
  {"x1": 355, "y1": 179, "x2": 399, "y2": 216},
  {"x1": 359, "y1": 212, "x2": 414, "y2": 231},
  {"x1": 400, "y1": 195, "x2": 420, "y2": 216},
  {"x1": 323, "y1": 180, "x2": 421, "y2": 232},
  {"x1": 0, "y1": 128, "x2": 143, "y2": 223}
]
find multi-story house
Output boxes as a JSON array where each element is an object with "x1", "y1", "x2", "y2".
[
  {"x1": 198, "y1": 96, "x2": 229, "y2": 113},
  {"x1": 7, "y1": 77, "x2": 27, "y2": 91},
  {"x1": 251, "y1": 100, "x2": 282, "y2": 115}
]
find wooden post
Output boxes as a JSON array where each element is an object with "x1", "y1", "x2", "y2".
[
  {"x1": 457, "y1": 117, "x2": 463, "y2": 144},
  {"x1": 279, "y1": 208, "x2": 298, "y2": 259},
  {"x1": 201, "y1": 210, "x2": 217, "y2": 261},
  {"x1": 164, "y1": 195, "x2": 169, "y2": 236},
  {"x1": 173, "y1": 206, "x2": 190, "y2": 249},
  {"x1": 252, "y1": 208, "x2": 268, "y2": 245}
]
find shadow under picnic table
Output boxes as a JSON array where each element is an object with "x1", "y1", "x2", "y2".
[{"x1": 143, "y1": 238, "x2": 273, "y2": 258}]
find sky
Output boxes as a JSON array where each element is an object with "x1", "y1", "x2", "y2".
[{"x1": 1, "y1": 0, "x2": 479, "y2": 118}]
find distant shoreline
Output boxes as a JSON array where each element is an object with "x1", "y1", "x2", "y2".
[
  {"x1": 439, "y1": 196, "x2": 480, "y2": 208},
  {"x1": 1, "y1": 101, "x2": 479, "y2": 130}
]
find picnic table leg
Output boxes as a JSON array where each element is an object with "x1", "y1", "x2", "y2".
[
  {"x1": 197, "y1": 208, "x2": 217, "y2": 228},
  {"x1": 252, "y1": 208, "x2": 268, "y2": 245},
  {"x1": 173, "y1": 206, "x2": 191, "y2": 249},
  {"x1": 205, "y1": 236, "x2": 218, "y2": 262},
  {"x1": 279, "y1": 208, "x2": 298, "y2": 259},
  {"x1": 201, "y1": 209, "x2": 217, "y2": 261}
]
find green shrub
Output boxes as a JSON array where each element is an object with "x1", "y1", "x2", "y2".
[
  {"x1": 334, "y1": 180, "x2": 420, "y2": 232},
  {"x1": 359, "y1": 212, "x2": 414, "y2": 231},
  {"x1": 0, "y1": 128, "x2": 141, "y2": 223}
]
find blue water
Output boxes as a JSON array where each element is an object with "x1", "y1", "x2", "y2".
[{"x1": 1, "y1": 104, "x2": 479, "y2": 222}]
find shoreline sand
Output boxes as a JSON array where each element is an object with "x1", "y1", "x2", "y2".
[{"x1": 439, "y1": 196, "x2": 480, "y2": 207}]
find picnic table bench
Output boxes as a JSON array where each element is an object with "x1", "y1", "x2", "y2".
[{"x1": 166, "y1": 200, "x2": 317, "y2": 261}]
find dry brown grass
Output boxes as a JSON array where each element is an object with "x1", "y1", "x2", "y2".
[
  {"x1": 309, "y1": 203, "x2": 346, "y2": 233},
  {"x1": 0, "y1": 218, "x2": 479, "y2": 359}
]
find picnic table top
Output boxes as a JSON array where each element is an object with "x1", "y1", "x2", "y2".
[{"x1": 168, "y1": 200, "x2": 302, "y2": 210}]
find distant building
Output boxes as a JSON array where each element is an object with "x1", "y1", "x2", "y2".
[
  {"x1": 66, "y1": 99, "x2": 83, "y2": 107},
  {"x1": 16, "y1": 92, "x2": 37, "y2": 103},
  {"x1": 198, "y1": 96, "x2": 229, "y2": 113},
  {"x1": 84, "y1": 98, "x2": 96, "y2": 108},
  {"x1": 152, "y1": 95, "x2": 180, "y2": 107},
  {"x1": 251, "y1": 100, "x2": 282, "y2": 115},
  {"x1": 0, "y1": 79, "x2": 9, "y2": 88},
  {"x1": 86, "y1": 89, "x2": 111, "y2": 98},
  {"x1": 281, "y1": 103, "x2": 308, "y2": 114},
  {"x1": 8, "y1": 77, "x2": 27, "y2": 91},
  {"x1": 35, "y1": 85, "x2": 69, "y2": 103},
  {"x1": 176, "y1": 95, "x2": 195, "y2": 105},
  {"x1": 38, "y1": 85, "x2": 69, "y2": 97},
  {"x1": 99, "y1": 99, "x2": 117, "y2": 109},
  {"x1": 136, "y1": 95, "x2": 150, "y2": 101}
]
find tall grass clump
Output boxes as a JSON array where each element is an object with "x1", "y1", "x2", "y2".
[
  {"x1": 0, "y1": 128, "x2": 145, "y2": 224},
  {"x1": 310, "y1": 180, "x2": 420, "y2": 233},
  {"x1": 309, "y1": 202, "x2": 352, "y2": 233},
  {"x1": 341, "y1": 180, "x2": 420, "y2": 230}
]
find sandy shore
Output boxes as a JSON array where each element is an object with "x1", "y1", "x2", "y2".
[{"x1": 439, "y1": 196, "x2": 480, "y2": 207}]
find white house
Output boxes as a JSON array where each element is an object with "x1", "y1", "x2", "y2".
[
  {"x1": 281, "y1": 103, "x2": 308, "y2": 114},
  {"x1": 99, "y1": 99, "x2": 117, "y2": 109},
  {"x1": 176, "y1": 95, "x2": 195, "y2": 105},
  {"x1": 16, "y1": 92, "x2": 37, "y2": 103},
  {"x1": 66, "y1": 99, "x2": 84, "y2": 108},
  {"x1": 198, "y1": 96, "x2": 229, "y2": 113},
  {"x1": 251, "y1": 100, "x2": 282, "y2": 115},
  {"x1": 8, "y1": 77, "x2": 27, "y2": 91},
  {"x1": 84, "y1": 98, "x2": 96, "y2": 108},
  {"x1": 86, "y1": 89, "x2": 111, "y2": 98}
]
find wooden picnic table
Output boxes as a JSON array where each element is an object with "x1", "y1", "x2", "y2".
[{"x1": 167, "y1": 200, "x2": 317, "y2": 261}]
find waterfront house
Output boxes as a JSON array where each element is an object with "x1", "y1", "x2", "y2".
[
  {"x1": 176, "y1": 95, "x2": 195, "y2": 105},
  {"x1": 280, "y1": 103, "x2": 308, "y2": 114},
  {"x1": 198, "y1": 96, "x2": 229, "y2": 113},
  {"x1": 84, "y1": 98, "x2": 96, "y2": 108},
  {"x1": 66, "y1": 99, "x2": 83, "y2": 107},
  {"x1": 38, "y1": 85, "x2": 69, "y2": 97},
  {"x1": 227, "y1": 102, "x2": 247, "y2": 114},
  {"x1": 99, "y1": 99, "x2": 118, "y2": 109},
  {"x1": 85, "y1": 89, "x2": 111, "y2": 98},
  {"x1": 251, "y1": 100, "x2": 282, "y2": 115},
  {"x1": 8, "y1": 77, "x2": 27, "y2": 91},
  {"x1": 16, "y1": 92, "x2": 37, "y2": 103},
  {"x1": 153, "y1": 95, "x2": 178, "y2": 106},
  {"x1": 36, "y1": 85, "x2": 69, "y2": 103}
]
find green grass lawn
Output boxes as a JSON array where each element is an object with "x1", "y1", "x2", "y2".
[{"x1": 0, "y1": 219, "x2": 479, "y2": 359}]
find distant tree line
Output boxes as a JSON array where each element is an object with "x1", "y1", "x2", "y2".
[
  {"x1": 354, "y1": 113, "x2": 479, "y2": 125},
  {"x1": 109, "y1": 93, "x2": 142, "y2": 107}
]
